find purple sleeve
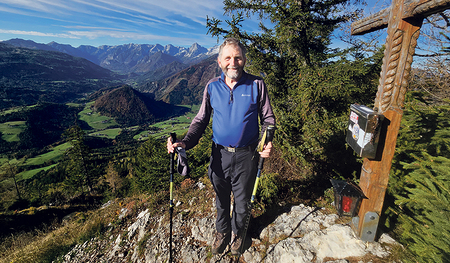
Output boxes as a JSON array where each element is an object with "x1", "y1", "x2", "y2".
[
  {"x1": 258, "y1": 78, "x2": 276, "y2": 136},
  {"x1": 182, "y1": 84, "x2": 212, "y2": 150}
]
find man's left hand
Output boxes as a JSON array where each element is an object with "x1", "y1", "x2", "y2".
[{"x1": 259, "y1": 141, "x2": 273, "y2": 158}]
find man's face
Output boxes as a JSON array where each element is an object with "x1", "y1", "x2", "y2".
[{"x1": 218, "y1": 44, "x2": 246, "y2": 81}]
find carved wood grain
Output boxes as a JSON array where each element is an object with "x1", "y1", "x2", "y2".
[
  {"x1": 379, "y1": 29, "x2": 403, "y2": 112},
  {"x1": 398, "y1": 29, "x2": 421, "y2": 108}
]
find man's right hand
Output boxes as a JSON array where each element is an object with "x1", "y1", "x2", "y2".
[{"x1": 167, "y1": 137, "x2": 186, "y2": 153}]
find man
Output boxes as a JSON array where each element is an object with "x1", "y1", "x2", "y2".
[{"x1": 167, "y1": 37, "x2": 275, "y2": 255}]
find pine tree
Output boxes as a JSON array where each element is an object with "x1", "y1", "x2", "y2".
[
  {"x1": 132, "y1": 137, "x2": 171, "y2": 193},
  {"x1": 62, "y1": 125, "x2": 93, "y2": 194},
  {"x1": 389, "y1": 95, "x2": 450, "y2": 198}
]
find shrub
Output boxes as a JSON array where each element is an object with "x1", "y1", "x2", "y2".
[
  {"x1": 388, "y1": 93, "x2": 450, "y2": 262},
  {"x1": 395, "y1": 154, "x2": 450, "y2": 263}
]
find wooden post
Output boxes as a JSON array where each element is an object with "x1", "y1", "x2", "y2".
[{"x1": 351, "y1": 0, "x2": 450, "y2": 241}]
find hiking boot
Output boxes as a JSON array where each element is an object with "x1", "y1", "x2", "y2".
[
  {"x1": 211, "y1": 231, "x2": 231, "y2": 255},
  {"x1": 230, "y1": 232, "x2": 243, "y2": 255}
]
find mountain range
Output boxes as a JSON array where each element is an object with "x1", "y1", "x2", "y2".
[{"x1": 2, "y1": 38, "x2": 218, "y2": 75}]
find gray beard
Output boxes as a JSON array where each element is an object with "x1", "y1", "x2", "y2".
[{"x1": 223, "y1": 68, "x2": 241, "y2": 80}]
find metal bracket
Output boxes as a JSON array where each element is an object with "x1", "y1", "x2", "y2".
[{"x1": 353, "y1": 211, "x2": 379, "y2": 242}]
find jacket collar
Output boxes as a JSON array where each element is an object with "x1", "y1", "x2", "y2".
[{"x1": 220, "y1": 71, "x2": 248, "y2": 86}]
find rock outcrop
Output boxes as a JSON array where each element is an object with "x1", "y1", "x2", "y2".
[{"x1": 60, "y1": 196, "x2": 400, "y2": 263}]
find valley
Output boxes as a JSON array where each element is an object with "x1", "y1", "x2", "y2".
[
  {"x1": 0, "y1": 101, "x2": 199, "y2": 183},
  {"x1": 0, "y1": 38, "x2": 216, "y2": 217}
]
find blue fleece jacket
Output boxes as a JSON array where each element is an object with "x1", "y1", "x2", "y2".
[{"x1": 183, "y1": 72, "x2": 275, "y2": 150}]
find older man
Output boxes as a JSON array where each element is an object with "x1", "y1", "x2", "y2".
[{"x1": 167, "y1": 37, "x2": 275, "y2": 255}]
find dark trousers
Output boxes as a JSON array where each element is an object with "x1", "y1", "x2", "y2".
[{"x1": 208, "y1": 143, "x2": 258, "y2": 235}]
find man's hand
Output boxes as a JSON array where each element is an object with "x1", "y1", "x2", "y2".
[
  {"x1": 259, "y1": 141, "x2": 272, "y2": 158},
  {"x1": 167, "y1": 137, "x2": 186, "y2": 153}
]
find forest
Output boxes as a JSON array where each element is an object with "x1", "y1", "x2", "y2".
[{"x1": 1, "y1": 0, "x2": 449, "y2": 262}]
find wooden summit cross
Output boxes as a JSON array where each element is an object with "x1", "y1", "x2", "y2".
[{"x1": 351, "y1": 0, "x2": 450, "y2": 242}]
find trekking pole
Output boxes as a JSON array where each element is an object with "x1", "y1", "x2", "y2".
[
  {"x1": 169, "y1": 132, "x2": 177, "y2": 263},
  {"x1": 237, "y1": 125, "x2": 276, "y2": 259}
]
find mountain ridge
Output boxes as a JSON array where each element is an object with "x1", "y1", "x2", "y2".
[
  {"x1": 0, "y1": 42, "x2": 118, "y2": 81},
  {"x1": 3, "y1": 38, "x2": 219, "y2": 75},
  {"x1": 0, "y1": 42, "x2": 122, "y2": 109}
]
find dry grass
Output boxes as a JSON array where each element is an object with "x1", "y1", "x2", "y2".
[
  {"x1": 0, "y1": 181, "x2": 214, "y2": 263},
  {"x1": 0, "y1": 199, "x2": 123, "y2": 263},
  {"x1": 1, "y1": 219, "x2": 77, "y2": 263}
]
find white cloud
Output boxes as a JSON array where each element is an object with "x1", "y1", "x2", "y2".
[
  {"x1": 66, "y1": 29, "x2": 213, "y2": 45},
  {"x1": 90, "y1": 0, "x2": 223, "y2": 25},
  {"x1": 0, "y1": 29, "x2": 79, "y2": 39},
  {"x1": 0, "y1": 5, "x2": 23, "y2": 14},
  {"x1": 1, "y1": 0, "x2": 224, "y2": 26},
  {"x1": 1, "y1": 0, "x2": 70, "y2": 13}
]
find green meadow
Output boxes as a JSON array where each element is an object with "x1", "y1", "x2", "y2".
[
  {"x1": 87, "y1": 128, "x2": 122, "y2": 139},
  {"x1": 66, "y1": 102, "x2": 81, "y2": 107},
  {"x1": 0, "y1": 143, "x2": 72, "y2": 180},
  {"x1": 24, "y1": 143, "x2": 72, "y2": 166},
  {"x1": 134, "y1": 105, "x2": 200, "y2": 141},
  {"x1": 78, "y1": 102, "x2": 119, "y2": 130},
  {"x1": 20, "y1": 164, "x2": 58, "y2": 180},
  {"x1": 0, "y1": 105, "x2": 37, "y2": 116},
  {"x1": 0, "y1": 143, "x2": 69, "y2": 182},
  {"x1": 0, "y1": 121, "x2": 26, "y2": 142}
]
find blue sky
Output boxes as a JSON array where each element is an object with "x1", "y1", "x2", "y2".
[{"x1": 0, "y1": 0, "x2": 389, "y2": 48}]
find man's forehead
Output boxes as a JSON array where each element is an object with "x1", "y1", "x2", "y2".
[{"x1": 221, "y1": 44, "x2": 243, "y2": 55}]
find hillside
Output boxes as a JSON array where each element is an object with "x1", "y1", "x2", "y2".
[
  {"x1": 93, "y1": 85, "x2": 188, "y2": 126},
  {"x1": 0, "y1": 42, "x2": 123, "y2": 110},
  {"x1": 135, "y1": 60, "x2": 188, "y2": 84},
  {"x1": 140, "y1": 55, "x2": 221, "y2": 105},
  {"x1": 0, "y1": 42, "x2": 117, "y2": 81},
  {"x1": 127, "y1": 52, "x2": 182, "y2": 74}
]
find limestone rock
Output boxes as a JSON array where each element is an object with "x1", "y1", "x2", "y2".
[{"x1": 59, "y1": 202, "x2": 398, "y2": 263}]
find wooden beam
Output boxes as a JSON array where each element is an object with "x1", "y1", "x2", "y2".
[
  {"x1": 351, "y1": 8, "x2": 390, "y2": 35},
  {"x1": 403, "y1": 0, "x2": 450, "y2": 19},
  {"x1": 351, "y1": 0, "x2": 450, "y2": 35}
]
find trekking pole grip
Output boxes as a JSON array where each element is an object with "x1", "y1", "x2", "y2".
[
  {"x1": 170, "y1": 133, "x2": 177, "y2": 173},
  {"x1": 170, "y1": 133, "x2": 177, "y2": 144},
  {"x1": 265, "y1": 125, "x2": 276, "y2": 144},
  {"x1": 258, "y1": 125, "x2": 276, "y2": 168}
]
